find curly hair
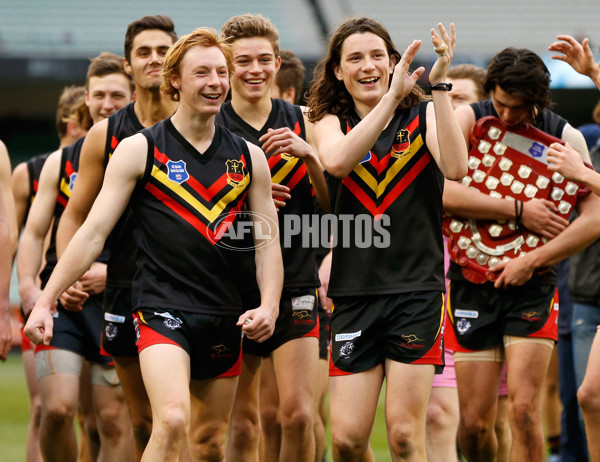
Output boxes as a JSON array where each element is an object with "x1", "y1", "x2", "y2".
[
  {"x1": 307, "y1": 17, "x2": 425, "y2": 123},
  {"x1": 484, "y1": 48, "x2": 553, "y2": 122}
]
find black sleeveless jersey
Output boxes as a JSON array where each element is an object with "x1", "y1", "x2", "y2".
[
  {"x1": 327, "y1": 102, "x2": 445, "y2": 297},
  {"x1": 446, "y1": 99, "x2": 568, "y2": 286},
  {"x1": 103, "y1": 102, "x2": 145, "y2": 288},
  {"x1": 131, "y1": 119, "x2": 253, "y2": 314},
  {"x1": 26, "y1": 152, "x2": 51, "y2": 217},
  {"x1": 216, "y1": 99, "x2": 320, "y2": 290}
]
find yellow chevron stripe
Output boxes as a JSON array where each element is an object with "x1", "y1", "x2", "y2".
[
  {"x1": 354, "y1": 136, "x2": 424, "y2": 198},
  {"x1": 151, "y1": 166, "x2": 248, "y2": 222},
  {"x1": 59, "y1": 179, "x2": 71, "y2": 199},
  {"x1": 271, "y1": 156, "x2": 299, "y2": 184}
]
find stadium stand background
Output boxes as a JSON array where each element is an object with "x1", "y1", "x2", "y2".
[{"x1": 0, "y1": 0, "x2": 599, "y2": 165}]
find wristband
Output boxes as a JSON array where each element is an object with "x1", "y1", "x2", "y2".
[{"x1": 429, "y1": 83, "x2": 453, "y2": 91}]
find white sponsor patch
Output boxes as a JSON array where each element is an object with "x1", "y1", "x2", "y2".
[
  {"x1": 455, "y1": 309, "x2": 479, "y2": 319},
  {"x1": 104, "y1": 313, "x2": 126, "y2": 323},
  {"x1": 291, "y1": 295, "x2": 315, "y2": 311},
  {"x1": 335, "y1": 330, "x2": 362, "y2": 342}
]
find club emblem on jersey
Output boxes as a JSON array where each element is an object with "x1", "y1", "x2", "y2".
[
  {"x1": 166, "y1": 160, "x2": 189, "y2": 184},
  {"x1": 69, "y1": 172, "x2": 77, "y2": 191},
  {"x1": 456, "y1": 318, "x2": 471, "y2": 335},
  {"x1": 391, "y1": 129, "x2": 410, "y2": 157},
  {"x1": 226, "y1": 159, "x2": 245, "y2": 186},
  {"x1": 104, "y1": 323, "x2": 118, "y2": 340}
]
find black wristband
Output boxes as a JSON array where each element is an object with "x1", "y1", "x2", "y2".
[
  {"x1": 515, "y1": 199, "x2": 524, "y2": 229},
  {"x1": 429, "y1": 83, "x2": 453, "y2": 91}
]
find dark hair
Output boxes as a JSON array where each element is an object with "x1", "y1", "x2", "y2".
[
  {"x1": 446, "y1": 64, "x2": 487, "y2": 101},
  {"x1": 275, "y1": 49, "x2": 306, "y2": 104},
  {"x1": 220, "y1": 14, "x2": 279, "y2": 57},
  {"x1": 87, "y1": 52, "x2": 134, "y2": 93},
  {"x1": 56, "y1": 85, "x2": 86, "y2": 138},
  {"x1": 484, "y1": 47, "x2": 552, "y2": 121},
  {"x1": 124, "y1": 15, "x2": 177, "y2": 63},
  {"x1": 307, "y1": 17, "x2": 424, "y2": 123}
]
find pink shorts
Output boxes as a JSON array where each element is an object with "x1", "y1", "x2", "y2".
[
  {"x1": 432, "y1": 349, "x2": 457, "y2": 388},
  {"x1": 498, "y1": 363, "x2": 508, "y2": 396}
]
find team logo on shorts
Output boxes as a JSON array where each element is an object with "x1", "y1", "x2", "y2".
[
  {"x1": 391, "y1": 129, "x2": 410, "y2": 157},
  {"x1": 153, "y1": 312, "x2": 183, "y2": 330},
  {"x1": 166, "y1": 160, "x2": 189, "y2": 184},
  {"x1": 226, "y1": 159, "x2": 246, "y2": 186},
  {"x1": 400, "y1": 334, "x2": 424, "y2": 349},
  {"x1": 69, "y1": 172, "x2": 77, "y2": 191},
  {"x1": 521, "y1": 311, "x2": 542, "y2": 322},
  {"x1": 339, "y1": 341, "x2": 355, "y2": 358},
  {"x1": 456, "y1": 318, "x2": 471, "y2": 335},
  {"x1": 104, "y1": 323, "x2": 118, "y2": 340}
]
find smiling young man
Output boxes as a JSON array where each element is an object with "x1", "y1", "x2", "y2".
[
  {"x1": 442, "y1": 47, "x2": 600, "y2": 462},
  {"x1": 216, "y1": 14, "x2": 329, "y2": 462},
  {"x1": 52, "y1": 15, "x2": 178, "y2": 460},
  {"x1": 25, "y1": 27, "x2": 283, "y2": 462}
]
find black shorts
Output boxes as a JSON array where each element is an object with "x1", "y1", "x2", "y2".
[
  {"x1": 101, "y1": 286, "x2": 138, "y2": 357},
  {"x1": 242, "y1": 288, "x2": 319, "y2": 357},
  {"x1": 318, "y1": 306, "x2": 330, "y2": 360},
  {"x1": 329, "y1": 291, "x2": 444, "y2": 375},
  {"x1": 133, "y1": 308, "x2": 242, "y2": 380},
  {"x1": 447, "y1": 280, "x2": 558, "y2": 351},
  {"x1": 36, "y1": 294, "x2": 111, "y2": 365}
]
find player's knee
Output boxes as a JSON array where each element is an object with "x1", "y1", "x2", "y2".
[
  {"x1": 260, "y1": 402, "x2": 280, "y2": 431},
  {"x1": 95, "y1": 406, "x2": 125, "y2": 441},
  {"x1": 155, "y1": 407, "x2": 188, "y2": 444},
  {"x1": 426, "y1": 401, "x2": 454, "y2": 431},
  {"x1": 510, "y1": 398, "x2": 538, "y2": 434},
  {"x1": 578, "y1": 381, "x2": 600, "y2": 415},
  {"x1": 43, "y1": 405, "x2": 77, "y2": 430},
  {"x1": 331, "y1": 431, "x2": 369, "y2": 460},
  {"x1": 228, "y1": 413, "x2": 260, "y2": 446},
  {"x1": 280, "y1": 403, "x2": 314, "y2": 435},
  {"x1": 388, "y1": 424, "x2": 419, "y2": 459},
  {"x1": 459, "y1": 414, "x2": 494, "y2": 440},
  {"x1": 190, "y1": 425, "x2": 227, "y2": 462}
]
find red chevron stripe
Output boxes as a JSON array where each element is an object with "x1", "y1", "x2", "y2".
[
  {"x1": 284, "y1": 162, "x2": 307, "y2": 192},
  {"x1": 146, "y1": 182, "x2": 213, "y2": 242},
  {"x1": 65, "y1": 161, "x2": 75, "y2": 177},
  {"x1": 154, "y1": 148, "x2": 230, "y2": 202},
  {"x1": 57, "y1": 195, "x2": 68, "y2": 208},
  {"x1": 343, "y1": 154, "x2": 431, "y2": 216},
  {"x1": 145, "y1": 182, "x2": 245, "y2": 243}
]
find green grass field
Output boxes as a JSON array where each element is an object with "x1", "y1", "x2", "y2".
[{"x1": 0, "y1": 352, "x2": 394, "y2": 461}]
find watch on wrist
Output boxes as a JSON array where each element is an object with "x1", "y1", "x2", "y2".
[{"x1": 429, "y1": 83, "x2": 453, "y2": 91}]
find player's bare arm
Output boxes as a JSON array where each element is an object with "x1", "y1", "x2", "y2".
[
  {"x1": 16, "y1": 151, "x2": 63, "y2": 316},
  {"x1": 314, "y1": 40, "x2": 426, "y2": 178},
  {"x1": 491, "y1": 191, "x2": 600, "y2": 288},
  {"x1": 55, "y1": 118, "x2": 109, "y2": 256},
  {"x1": 443, "y1": 180, "x2": 569, "y2": 239},
  {"x1": 0, "y1": 182, "x2": 12, "y2": 360},
  {"x1": 0, "y1": 141, "x2": 17, "y2": 256},
  {"x1": 237, "y1": 142, "x2": 283, "y2": 343},
  {"x1": 24, "y1": 133, "x2": 147, "y2": 346},
  {"x1": 11, "y1": 162, "x2": 30, "y2": 232}
]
